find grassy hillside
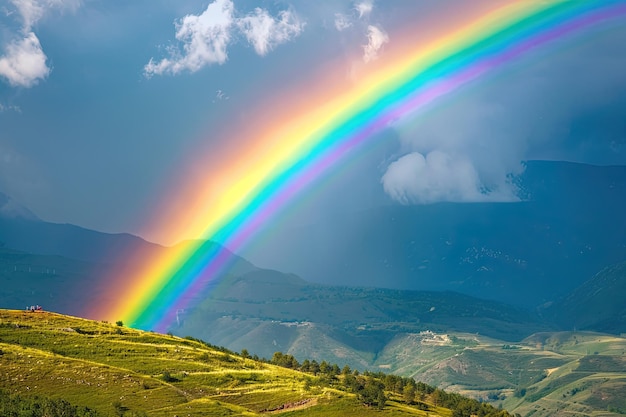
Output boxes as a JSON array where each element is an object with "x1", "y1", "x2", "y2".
[
  {"x1": 368, "y1": 330, "x2": 626, "y2": 417},
  {"x1": 0, "y1": 309, "x2": 512, "y2": 417}
]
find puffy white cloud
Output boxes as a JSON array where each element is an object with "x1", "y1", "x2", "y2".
[
  {"x1": 0, "y1": 0, "x2": 81, "y2": 88},
  {"x1": 0, "y1": 32, "x2": 49, "y2": 87},
  {"x1": 355, "y1": 0, "x2": 373, "y2": 19},
  {"x1": 145, "y1": 0, "x2": 235, "y2": 76},
  {"x1": 238, "y1": 8, "x2": 303, "y2": 56},
  {"x1": 145, "y1": 0, "x2": 304, "y2": 77},
  {"x1": 363, "y1": 24, "x2": 388, "y2": 62},
  {"x1": 381, "y1": 151, "x2": 518, "y2": 204}
]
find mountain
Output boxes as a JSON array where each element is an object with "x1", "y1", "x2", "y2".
[
  {"x1": 175, "y1": 267, "x2": 551, "y2": 368},
  {"x1": 0, "y1": 247, "x2": 106, "y2": 315},
  {"x1": 0, "y1": 309, "x2": 513, "y2": 417},
  {"x1": 0, "y1": 192, "x2": 39, "y2": 221},
  {"x1": 546, "y1": 260, "x2": 626, "y2": 334},
  {"x1": 241, "y1": 161, "x2": 626, "y2": 308},
  {"x1": 0, "y1": 215, "x2": 165, "y2": 264},
  {"x1": 3, "y1": 160, "x2": 624, "y2": 310}
]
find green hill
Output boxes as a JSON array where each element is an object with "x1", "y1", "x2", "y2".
[
  {"x1": 368, "y1": 330, "x2": 626, "y2": 417},
  {"x1": 0, "y1": 309, "x2": 512, "y2": 417}
]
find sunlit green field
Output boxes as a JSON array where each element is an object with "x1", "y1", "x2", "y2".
[{"x1": 0, "y1": 310, "x2": 473, "y2": 416}]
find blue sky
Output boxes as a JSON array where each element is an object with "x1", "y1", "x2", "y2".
[{"x1": 1, "y1": 0, "x2": 625, "y2": 244}]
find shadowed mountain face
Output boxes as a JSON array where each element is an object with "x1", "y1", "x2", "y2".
[
  {"x1": 0, "y1": 161, "x2": 625, "y2": 332},
  {"x1": 241, "y1": 161, "x2": 626, "y2": 308},
  {"x1": 546, "y1": 260, "x2": 626, "y2": 334},
  {"x1": 2, "y1": 161, "x2": 624, "y2": 309},
  {"x1": 175, "y1": 267, "x2": 551, "y2": 366}
]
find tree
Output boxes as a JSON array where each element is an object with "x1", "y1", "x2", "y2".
[
  {"x1": 319, "y1": 360, "x2": 330, "y2": 375},
  {"x1": 271, "y1": 351, "x2": 284, "y2": 365},
  {"x1": 377, "y1": 390, "x2": 387, "y2": 410},
  {"x1": 309, "y1": 360, "x2": 320, "y2": 375},
  {"x1": 240, "y1": 349, "x2": 250, "y2": 359},
  {"x1": 403, "y1": 384, "x2": 416, "y2": 404},
  {"x1": 115, "y1": 320, "x2": 123, "y2": 327}
]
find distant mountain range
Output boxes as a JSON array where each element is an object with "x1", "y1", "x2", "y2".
[
  {"x1": 1, "y1": 161, "x2": 625, "y2": 333},
  {"x1": 241, "y1": 160, "x2": 626, "y2": 308},
  {"x1": 2, "y1": 161, "x2": 626, "y2": 413}
]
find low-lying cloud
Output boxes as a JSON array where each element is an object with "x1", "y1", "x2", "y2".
[
  {"x1": 145, "y1": 0, "x2": 304, "y2": 77},
  {"x1": 382, "y1": 151, "x2": 518, "y2": 204}
]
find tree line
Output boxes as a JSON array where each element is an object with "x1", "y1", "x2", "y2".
[{"x1": 265, "y1": 350, "x2": 518, "y2": 417}]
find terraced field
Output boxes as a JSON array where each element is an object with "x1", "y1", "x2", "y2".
[{"x1": 0, "y1": 310, "x2": 508, "y2": 416}]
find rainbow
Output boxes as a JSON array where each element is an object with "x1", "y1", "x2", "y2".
[{"x1": 97, "y1": 0, "x2": 626, "y2": 331}]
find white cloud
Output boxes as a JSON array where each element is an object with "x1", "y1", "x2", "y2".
[
  {"x1": 145, "y1": 0, "x2": 235, "y2": 77},
  {"x1": 11, "y1": 0, "x2": 46, "y2": 30},
  {"x1": 0, "y1": 0, "x2": 81, "y2": 88},
  {"x1": 0, "y1": 32, "x2": 49, "y2": 87},
  {"x1": 381, "y1": 151, "x2": 518, "y2": 204},
  {"x1": 333, "y1": 1, "x2": 373, "y2": 32},
  {"x1": 238, "y1": 8, "x2": 303, "y2": 56},
  {"x1": 355, "y1": 0, "x2": 373, "y2": 19},
  {"x1": 145, "y1": 0, "x2": 304, "y2": 77},
  {"x1": 334, "y1": 13, "x2": 352, "y2": 31},
  {"x1": 10, "y1": 0, "x2": 81, "y2": 30},
  {"x1": 363, "y1": 24, "x2": 388, "y2": 62}
]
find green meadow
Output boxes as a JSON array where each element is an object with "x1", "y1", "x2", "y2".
[{"x1": 0, "y1": 309, "x2": 511, "y2": 417}]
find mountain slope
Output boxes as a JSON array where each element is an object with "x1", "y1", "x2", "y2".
[
  {"x1": 547, "y1": 260, "x2": 626, "y2": 333},
  {"x1": 0, "y1": 309, "x2": 512, "y2": 417},
  {"x1": 176, "y1": 267, "x2": 551, "y2": 368}
]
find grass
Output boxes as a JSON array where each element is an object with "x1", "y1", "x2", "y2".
[
  {"x1": 0, "y1": 309, "x2": 469, "y2": 416},
  {"x1": 5, "y1": 309, "x2": 620, "y2": 416}
]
